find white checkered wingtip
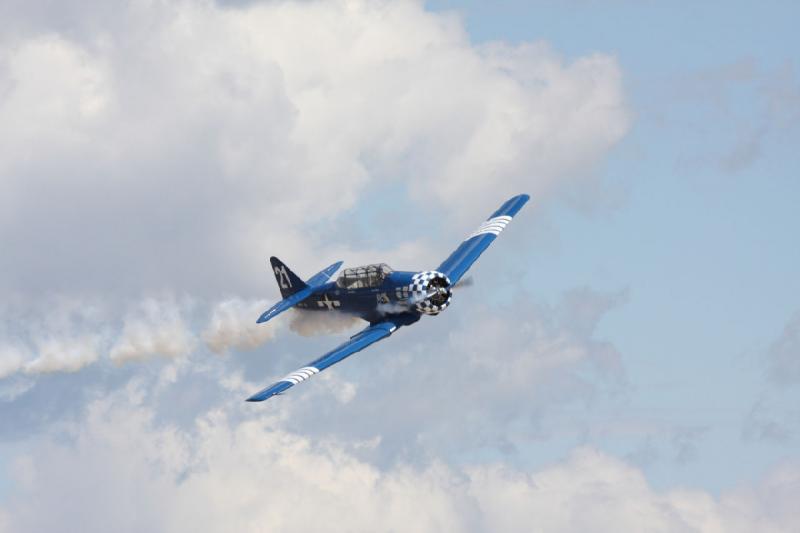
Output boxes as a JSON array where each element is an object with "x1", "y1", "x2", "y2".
[
  {"x1": 281, "y1": 366, "x2": 319, "y2": 385},
  {"x1": 465, "y1": 215, "x2": 512, "y2": 241}
]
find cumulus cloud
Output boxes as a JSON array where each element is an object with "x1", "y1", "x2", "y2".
[
  {"x1": 0, "y1": 0, "x2": 630, "y2": 415},
  {"x1": 109, "y1": 298, "x2": 195, "y2": 364},
  {"x1": 0, "y1": 2, "x2": 643, "y2": 529},
  {"x1": 0, "y1": 0, "x2": 628, "y2": 299},
  {"x1": 254, "y1": 287, "x2": 627, "y2": 462},
  {"x1": 0, "y1": 34, "x2": 109, "y2": 160},
  {"x1": 202, "y1": 298, "x2": 277, "y2": 354},
  {"x1": 1, "y1": 383, "x2": 797, "y2": 533}
]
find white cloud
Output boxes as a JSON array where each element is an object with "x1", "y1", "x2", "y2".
[
  {"x1": 0, "y1": 34, "x2": 109, "y2": 168},
  {"x1": 0, "y1": 0, "x2": 628, "y2": 298},
  {"x1": 470, "y1": 449, "x2": 800, "y2": 533},
  {"x1": 0, "y1": 3, "x2": 642, "y2": 528},
  {"x1": 0, "y1": 0, "x2": 629, "y2": 399},
  {"x1": 202, "y1": 298, "x2": 277, "y2": 354},
  {"x1": 110, "y1": 298, "x2": 195, "y2": 364},
  {"x1": 361, "y1": 290, "x2": 624, "y2": 429},
  {"x1": 0, "y1": 286, "x2": 627, "y2": 471},
  {"x1": 220, "y1": 287, "x2": 627, "y2": 466},
  {"x1": 1, "y1": 384, "x2": 797, "y2": 533}
]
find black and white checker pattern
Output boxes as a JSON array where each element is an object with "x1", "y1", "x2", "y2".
[{"x1": 409, "y1": 270, "x2": 452, "y2": 315}]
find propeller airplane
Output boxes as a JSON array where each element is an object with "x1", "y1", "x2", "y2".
[{"x1": 247, "y1": 194, "x2": 530, "y2": 402}]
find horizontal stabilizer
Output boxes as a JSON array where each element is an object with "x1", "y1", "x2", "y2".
[
  {"x1": 256, "y1": 288, "x2": 314, "y2": 324},
  {"x1": 257, "y1": 260, "x2": 343, "y2": 325},
  {"x1": 306, "y1": 260, "x2": 343, "y2": 287}
]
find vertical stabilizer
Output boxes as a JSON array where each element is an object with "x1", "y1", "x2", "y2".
[{"x1": 269, "y1": 257, "x2": 308, "y2": 298}]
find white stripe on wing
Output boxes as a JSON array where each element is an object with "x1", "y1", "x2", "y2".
[
  {"x1": 465, "y1": 215, "x2": 513, "y2": 240},
  {"x1": 281, "y1": 366, "x2": 320, "y2": 385}
]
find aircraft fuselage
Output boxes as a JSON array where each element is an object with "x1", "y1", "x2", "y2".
[{"x1": 294, "y1": 271, "x2": 418, "y2": 323}]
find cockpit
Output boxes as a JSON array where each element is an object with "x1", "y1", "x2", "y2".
[{"x1": 335, "y1": 263, "x2": 393, "y2": 289}]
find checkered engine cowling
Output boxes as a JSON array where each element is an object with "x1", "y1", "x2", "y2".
[{"x1": 409, "y1": 271, "x2": 452, "y2": 315}]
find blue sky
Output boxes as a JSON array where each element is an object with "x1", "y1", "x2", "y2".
[
  {"x1": 426, "y1": 0, "x2": 800, "y2": 492},
  {"x1": 0, "y1": 1, "x2": 798, "y2": 531}
]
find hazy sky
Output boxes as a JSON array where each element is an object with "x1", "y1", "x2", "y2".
[{"x1": 0, "y1": 1, "x2": 798, "y2": 531}]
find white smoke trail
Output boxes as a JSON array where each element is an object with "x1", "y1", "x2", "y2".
[
  {"x1": 0, "y1": 345, "x2": 25, "y2": 379},
  {"x1": 110, "y1": 298, "x2": 195, "y2": 365},
  {"x1": 376, "y1": 290, "x2": 431, "y2": 316},
  {"x1": 0, "y1": 296, "x2": 264, "y2": 380},
  {"x1": 202, "y1": 298, "x2": 277, "y2": 354},
  {"x1": 376, "y1": 301, "x2": 413, "y2": 316},
  {"x1": 0, "y1": 296, "x2": 367, "y2": 384},
  {"x1": 26, "y1": 336, "x2": 101, "y2": 374},
  {"x1": 288, "y1": 309, "x2": 362, "y2": 337}
]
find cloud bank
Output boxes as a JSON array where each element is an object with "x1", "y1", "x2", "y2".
[
  {"x1": 1, "y1": 381, "x2": 797, "y2": 533},
  {"x1": 0, "y1": 2, "x2": 676, "y2": 531},
  {"x1": 0, "y1": 0, "x2": 628, "y2": 299}
]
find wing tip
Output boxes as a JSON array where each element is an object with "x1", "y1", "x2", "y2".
[
  {"x1": 245, "y1": 391, "x2": 277, "y2": 402},
  {"x1": 326, "y1": 260, "x2": 344, "y2": 277},
  {"x1": 499, "y1": 193, "x2": 530, "y2": 218},
  {"x1": 256, "y1": 309, "x2": 275, "y2": 324},
  {"x1": 246, "y1": 380, "x2": 293, "y2": 403},
  {"x1": 510, "y1": 193, "x2": 530, "y2": 206}
]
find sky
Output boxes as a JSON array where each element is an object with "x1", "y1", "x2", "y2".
[{"x1": 0, "y1": 1, "x2": 798, "y2": 531}]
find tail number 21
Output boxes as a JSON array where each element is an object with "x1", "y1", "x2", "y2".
[{"x1": 274, "y1": 265, "x2": 292, "y2": 289}]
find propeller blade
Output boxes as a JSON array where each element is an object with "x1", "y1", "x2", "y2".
[{"x1": 452, "y1": 276, "x2": 473, "y2": 289}]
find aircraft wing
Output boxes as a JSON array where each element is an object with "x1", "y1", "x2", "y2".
[
  {"x1": 246, "y1": 319, "x2": 401, "y2": 402},
  {"x1": 437, "y1": 194, "x2": 529, "y2": 285}
]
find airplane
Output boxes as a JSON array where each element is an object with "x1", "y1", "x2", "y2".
[{"x1": 246, "y1": 193, "x2": 530, "y2": 402}]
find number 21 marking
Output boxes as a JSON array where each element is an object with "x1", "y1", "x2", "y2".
[{"x1": 274, "y1": 265, "x2": 292, "y2": 288}]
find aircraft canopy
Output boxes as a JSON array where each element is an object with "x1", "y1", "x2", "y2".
[{"x1": 336, "y1": 263, "x2": 393, "y2": 289}]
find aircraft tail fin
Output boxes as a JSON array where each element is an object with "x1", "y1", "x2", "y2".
[
  {"x1": 257, "y1": 259, "x2": 342, "y2": 324},
  {"x1": 270, "y1": 257, "x2": 308, "y2": 298}
]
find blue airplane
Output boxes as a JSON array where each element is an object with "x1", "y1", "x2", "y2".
[{"x1": 247, "y1": 193, "x2": 530, "y2": 402}]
